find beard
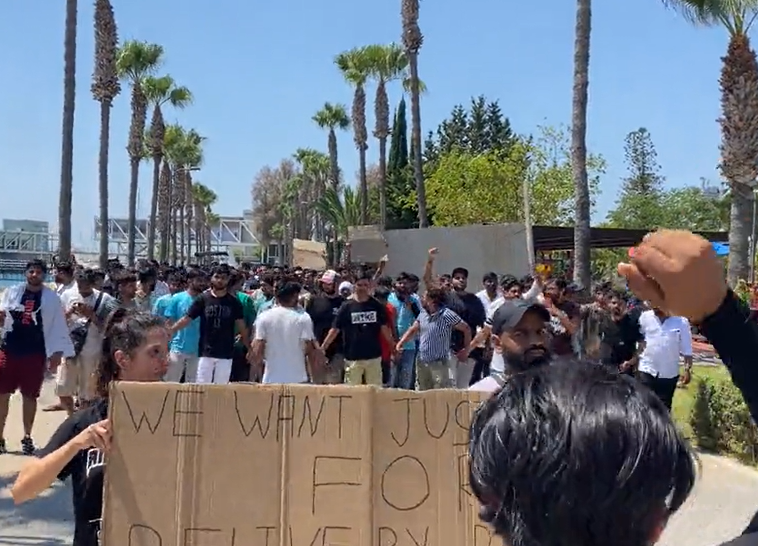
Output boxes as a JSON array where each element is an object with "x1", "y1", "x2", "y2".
[{"x1": 505, "y1": 346, "x2": 551, "y2": 373}]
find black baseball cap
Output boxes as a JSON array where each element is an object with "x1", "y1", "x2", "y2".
[{"x1": 491, "y1": 299, "x2": 550, "y2": 335}]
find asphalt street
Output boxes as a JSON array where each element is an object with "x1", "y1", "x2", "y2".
[{"x1": 0, "y1": 380, "x2": 754, "y2": 546}]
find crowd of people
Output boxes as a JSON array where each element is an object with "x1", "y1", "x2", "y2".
[
  {"x1": 2, "y1": 230, "x2": 758, "y2": 546},
  {"x1": 0, "y1": 242, "x2": 699, "y2": 455}
]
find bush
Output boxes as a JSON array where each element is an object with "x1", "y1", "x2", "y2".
[{"x1": 690, "y1": 374, "x2": 758, "y2": 464}]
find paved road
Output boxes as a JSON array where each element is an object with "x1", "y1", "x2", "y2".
[{"x1": 0, "y1": 380, "x2": 755, "y2": 546}]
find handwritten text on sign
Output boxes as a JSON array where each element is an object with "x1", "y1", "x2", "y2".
[{"x1": 102, "y1": 384, "x2": 495, "y2": 546}]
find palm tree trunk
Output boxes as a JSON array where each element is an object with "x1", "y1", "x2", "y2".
[
  {"x1": 171, "y1": 210, "x2": 178, "y2": 264},
  {"x1": 328, "y1": 129, "x2": 339, "y2": 191},
  {"x1": 98, "y1": 100, "x2": 112, "y2": 268},
  {"x1": 179, "y1": 206, "x2": 186, "y2": 265},
  {"x1": 359, "y1": 150, "x2": 368, "y2": 225},
  {"x1": 147, "y1": 157, "x2": 160, "y2": 260},
  {"x1": 408, "y1": 54, "x2": 428, "y2": 227},
  {"x1": 58, "y1": 0, "x2": 77, "y2": 262},
  {"x1": 728, "y1": 188, "x2": 752, "y2": 285},
  {"x1": 126, "y1": 159, "x2": 139, "y2": 265},
  {"x1": 379, "y1": 136, "x2": 388, "y2": 229},
  {"x1": 571, "y1": 0, "x2": 592, "y2": 291}
]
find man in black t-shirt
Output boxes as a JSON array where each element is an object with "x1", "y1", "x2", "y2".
[
  {"x1": 305, "y1": 270, "x2": 345, "y2": 384},
  {"x1": 605, "y1": 290, "x2": 643, "y2": 375},
  {"x1": 320, "y1": 273, "x2": 394, "y2": 386},
  {"x1": 170, "y1": 265, "x2": 248, "y2": 384}
]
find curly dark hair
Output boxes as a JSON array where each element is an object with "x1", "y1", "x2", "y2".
[{"x1": 95, "y1": 308, "x2": 166, "y2": 398}]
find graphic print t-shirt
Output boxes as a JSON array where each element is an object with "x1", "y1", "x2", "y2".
[
  {"x1": 37, "y1": 398, "x2": 109, "y2": 546},
  {"x1": 4, "y1": 289, "x2": 45, "y2": 356},
  {"x1": 333, "y1": 298, "x2": 388, "y2": 361},
  {"x1": 187, "y1": 292, "x2": 243, "y2": 359}
]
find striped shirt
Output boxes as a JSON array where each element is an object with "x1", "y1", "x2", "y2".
[{"x1": 417, "y1": 307, "x2": 461, "y2": 362}]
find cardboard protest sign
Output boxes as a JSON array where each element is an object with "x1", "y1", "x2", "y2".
[
  {"x1": 102, "y1": 383, "x2": 495, "y2": 546},
  {"x1": 292, "y1": 239, "x2": 327, "y2": 270}
]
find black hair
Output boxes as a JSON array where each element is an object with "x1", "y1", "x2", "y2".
[
  {"x1": 406, "y1": 273, "x2": 420, "y2": 283},
  {"x1": 166, "y1": 272, "x2": 184, "y2": 285},
  {"x1": 469, "y1": 361, "x2": 695, "y2": 546},
  {"x1": 396, "y1": 272, "x2": 411, "y2": 282},
  {"x1": 186, "y1": 268, "x2": 206, "y2": 281},
  {"x1": 75, "y1": 268, "x2": 99, "y2": 285},
  {"x1": 353, "y1": 270, "x2": 371, "y2": 283},
  {"x1": 137, "y1": 267, "x2": 157, "y2": 285},
  {"x1": 374, "y1": 286, "x2": 391, "y2": 302},
  {"x1": 55, "y1": 261, "x2": 74, "y2": 275},
  {"x1": 260, "y1": 274, "x2": 275, "y2": 287},
  {"x1": 212, "y1": 264, "x2": 231, "y2": 277},
  {"x1": 519, "y1": 274, "x2": 534, "y2": 287},
  {"x1": 483, "y1": 272, "x2": 498, "y2": 283},
  {"x1": 451, "y1": 267, "x2": 469, "y2": 279},
  {"x1": 113, "y1": 270, "x2": 137, "y2": 288},
  {"x1": 96, "y1": 309, "x2": 166, "y2": 398},
  {"x1": 276, "y1": 281, "x2": 301, "y2": 303},
  {"x1": 376, "y1": 275, "x2": 394, "y2": 289},
  {"x1": 500, "y1": 274, "x2": 519, "y2": 290},
  {"x1": 26, "y1": 258, "x2": 48, "y2": 274}
]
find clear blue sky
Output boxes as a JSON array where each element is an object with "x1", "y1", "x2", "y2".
[{"x1": 0, "y1": 0, "x2": 728, "y2": 248}]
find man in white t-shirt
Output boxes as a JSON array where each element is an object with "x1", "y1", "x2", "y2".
[
  {"x1": 252, "y1": 281, "x2": 324, "y2": 384},
  {"x1": 58, "y1": 269, "x2": 117, "y2": 413},
  {"x1": 636, "y1": 307, "x2": 693, "y2": 411}
]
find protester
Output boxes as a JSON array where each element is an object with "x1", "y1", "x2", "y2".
[
  {"x1": 56, "y1": 269, "x2": 117, "y2": 414},
  {"x1": 169, "y1": 265, "x2": 249, "y2": 384},
  {"x1": 0, "y1": 259, "x2": 74, "y2": 454},
  {"x1": 161, "y1": 269, "x2": 205, "y2": 382},
  {"x1": 10, "y1": 309, "x2": 169, "y2": 546},
  {"x1": 387, "y1": 272, "x2": 421, "y2": 389},
  {"x1": 305, "y1": 270, "x2": 345, "y2": 384},
  {"x1": 321, "y1": 271, "x2": 393, "y2": 386},
  {"x1": 252, "y1": 281, "x2": 322, "y2": 384},
  {"x1": 636, "y1": 306, "x2": 694, "y2": 410}
]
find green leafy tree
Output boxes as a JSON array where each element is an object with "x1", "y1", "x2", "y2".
[
  {"x1": 386, "y1": 97, "x2": 417, "y2": 229},
  {"x1": 607, "y1": 128, "x2": 666, "y2": 229},
  {"x1": 425, "y1": 126, "x2": 605, "y2": 227},
  {"x1": 423, "y1": 96, "x2": 517, "y2": 169}
]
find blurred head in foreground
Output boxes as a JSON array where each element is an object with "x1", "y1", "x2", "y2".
[{"x1": 469, "y1": 362, "x2": 695, "y2": 546}]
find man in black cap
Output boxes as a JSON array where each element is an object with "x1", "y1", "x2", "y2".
[{"x1": 470, "y1": 299, "x2": 552, "y2": 392}]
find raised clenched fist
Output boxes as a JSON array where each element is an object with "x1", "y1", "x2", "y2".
[{"x1": 618, "y1": 230, "x2": 728, "y2": 323}]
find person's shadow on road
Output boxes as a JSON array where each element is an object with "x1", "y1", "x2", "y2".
[{"x1": 0, "y1": 473, "x2": 72, "y2": 542}]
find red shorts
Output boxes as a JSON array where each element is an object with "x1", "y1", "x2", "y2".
[{"x1": 0, "y1": 350, "x2": 47, "y2": 399}]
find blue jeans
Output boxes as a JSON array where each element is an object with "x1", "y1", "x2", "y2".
[{"x1": 391, "y1": 348, "x2": 417, "y2": 390}]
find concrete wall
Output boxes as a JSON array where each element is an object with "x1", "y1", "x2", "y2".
[{"x1": 349, "y1": 224, "x2": 530, "y2": 287}]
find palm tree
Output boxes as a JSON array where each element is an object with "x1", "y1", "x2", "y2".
[
  {"x1": 192, "y1": 182, "x2": 217, "y2": 253},
  {"x1": 157, "y1": 159, "x2": 172, "y2": 262},
  {"x1": 364, "y1": 43, "x2": 414, "y2": 229},
  {"x1": 142, "y1": 75, "x2": 192, "y2": 260},
  {"x1": 294, "y1": 148, "x2": 331, "y2": 240},
  {"x1": 572, "y1": 0, "x2": 592, "y2": 291},
  {"x1": 116, "y1": 40, "x2": 163, "y2": 265},
  {"x1": 666, "y1": 0, "x2": 758, "y2": 286},
  {"x1": 335, "y1": 47, "x2": 371, "y2": 224},
  {"x1": 163, "y1": 125, "x2": 204, "y2": 264},
  {"x1": 312, "y1": 102, "x2": 350, "y2": 192},
  {"x1": 58, "y1": 0, "x2": 77, "y2": 262},
  {"x1": 90, "y1": 0, "x2": 120, "y2": 268},
  {"x1": 315, "y1": 186, "x2": 361, "y2": 264},
  {"x1": 401, "y1": 0, "x2": 429, "y2": 227}
]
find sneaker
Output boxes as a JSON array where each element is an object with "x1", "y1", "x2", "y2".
[
  {"x1": 21, "y1": 436, "x2": 35, "y2": 456},
  {"x1": 0, "y1": 439, "x2": 6, "y2": 454}
]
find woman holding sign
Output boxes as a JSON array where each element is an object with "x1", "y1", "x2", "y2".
[{"x1": 10, "y1": 308, "x2": 169, "y2": 546}]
